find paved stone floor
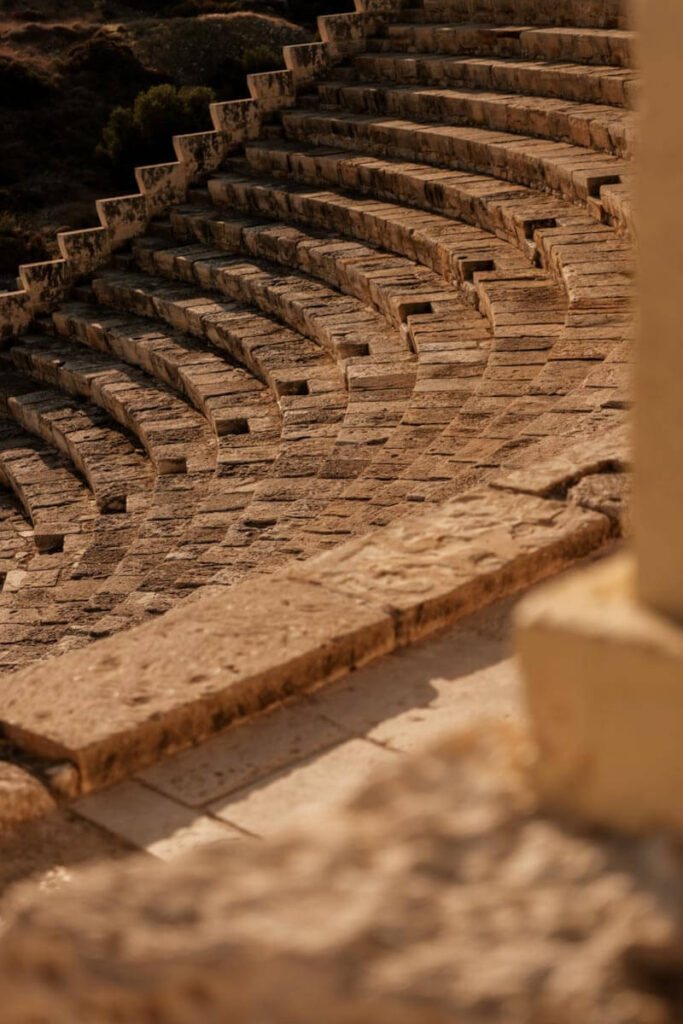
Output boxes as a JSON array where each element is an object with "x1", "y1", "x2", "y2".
[{"x1": 71, "y1": 594, "x2": 520, "y2": 857}]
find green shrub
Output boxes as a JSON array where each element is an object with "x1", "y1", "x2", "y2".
[
  {"x1": 241, "y1": 44, "x2": 283, "y2": 76},
  {"x1": 97, "y1": 83, "x2": 215, "y2": 175}
]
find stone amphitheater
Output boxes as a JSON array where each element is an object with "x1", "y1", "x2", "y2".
[
  {"x1": 6, "y1": 0, "x2": 683, "y2": 1017},
  {"x1": 0, "y1": 0, "x2": 632, "y2": 792}
]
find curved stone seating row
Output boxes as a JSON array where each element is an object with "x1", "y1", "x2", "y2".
[
  {"x1": 417, "y1": 0, "x2": 627, "y2": 30},
  {"x1": 371, "y1": 22, "x2": 634, "y2": 69},
  {"x1": 280, "y1": 110, "x2": 632, "y2": 233},
  {"x1": 5, "y1": 336, "x2": 214, "y2": 477},
  {"x1": 240, "y1": 143, "x2": 633, "y2": 312},
  {"x1": 0, "y1": 368, "x2": 151, "y2": 513},
  {"x1": 354, "y1": 51, "x2": 636, "y2": 107},
  {"x1": 53, "y1": 305, "x2": 277, "y2": 446},
  {"x1": 318, "y1": 80, "x2": 635, "y2": 158}
]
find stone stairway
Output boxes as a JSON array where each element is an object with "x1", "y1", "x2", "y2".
[{"x1": 0, "y1": 0, "x2": 635, "y2": 810}]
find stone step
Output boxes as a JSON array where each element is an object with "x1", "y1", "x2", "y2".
[
  {"x1": 0, "y1": 478, "x2": 612, "y2": 793},
  {"x1": 369, "y1": 23, "x2": 634, "y2": 69},
  {"x1": 0, "y1": 424, "x2": 97, "y2": 541},
  {"x1": 0, "y1": 364, "x2": 152, "y2": 514},
  {"x1": 281, "y1": 108, "x2": 633, "y2": 234},
  {"x1": 115, "y1": 252, "x2": 430, "y2": 520},
  {"x1": 164, "y1": 206, "x2": 425, "y2": 450},
  {"x1": 91, "y1": 269, "x2": 349, "y2": 464},
  {"x1": 316, "y1": 80, "x2": 636, "y2": 159},
  {"x1": 353, "y1": 52, "x2": 637, "y2": 108},
  {"x1": 5, "y1": 335, "x2": 214, "y2": 478},
  {"x1": 54, "y1": 304, "x2": 279, "y2": 445},
  {"x1": 166, "y1": 202, "x2": 483, "y2": 367},
  {"x1": 129, "y1": 242, "x2": 409, "y2": 406},
  {"x1": 243, "y1": 141, "x2": 634, "y2": 317},
  {"x1": 135, "y1": 228, "x2": 412, "y2": 368},
  {"x1": 413, "y1": 0, "x2": 628, "y2": 30},
  {"x1": 205, "y1": 173, "x2": 568, "y2": 362}
]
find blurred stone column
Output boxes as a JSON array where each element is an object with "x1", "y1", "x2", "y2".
[
  {"x1": 515, "y1": 0, "x2": 683, "y2": 834},
  {"x1": 634, "y1": 0, "x2": 683, "y2": 621}
]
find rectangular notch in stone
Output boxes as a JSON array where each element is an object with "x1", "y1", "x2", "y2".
[
  {"x1": 156, "y1": 453, "x2": 188, "y2": 475},
  {"x1": 521, "y1": 218, "x2": 557, "y2": 239},
  {"x1": 34, "y1": 531, "x2": 65, "y2": 554},
  {"x1": 274, "y1": 378, "x2": 310, "y2": 398},
  {"x1": 457, "y1": 257, "x2": 495, "y2": 283},
  {"x1": 100, "y1": 492, "x2": 127, "y2": 515},
  {"x1": 397, "y1": 301, "x2": 433, "y2": 323},
  {"x1": 586, "y1": 174, "x2": 621, "y2": 199},
  {"x1": 217, "y1": 417, "x2": 250, "y2": 437},
  {"x1": 339, "y1": 339, "x2": 371, "y2": 360}
]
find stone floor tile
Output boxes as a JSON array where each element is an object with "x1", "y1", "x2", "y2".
[
  {"x1": 305, "y1": 615, "x2": 521, "y2": 753},
  {"x1": 73, "y1": 780, "x2": 242, "y2": 860},
  {"x1": 137, "y1": 702, "x2": 351, "y2": 807},
  {"x1": 209, "y1": 739, "x2": 399, "y2": 836}
]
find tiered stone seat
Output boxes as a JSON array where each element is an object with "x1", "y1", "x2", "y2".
[
  {"x1": 371, "y1": 23, "x2": 634, "y2": 69},
  {"x1": 53, "y1": 304, "x2": 277, "y2": 444},
  {"x1": 0, "y1": 370, "x2": 151, "y2": 513},
  {"x1": 414, "y1": 0, "x2": 627, "y2": 29},
  {"x1": 316, "y1": 80, "x2": 635, "y2": 157},
  {"x1": 5, "y1": 335, "x2": 215, "y2": 476},
  {"x1": 280, "y1": 110, "x2": 631, "y2": 229},
  {"x1": 356, "y1": 49, "x2": 635, "y2": 106}
]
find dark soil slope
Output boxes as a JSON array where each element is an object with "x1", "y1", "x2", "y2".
[{"x1": 0, "y1": 0, "x2": 328, "y2": 287}]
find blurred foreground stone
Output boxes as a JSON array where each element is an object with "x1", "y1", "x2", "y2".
[{"x1": 1, "y1": 726, "x2": 682, "y2": 1024}]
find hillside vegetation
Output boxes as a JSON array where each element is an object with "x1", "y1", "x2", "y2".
[{"x1": 0, "y1": 0, "x2": 346, "y2": 288}]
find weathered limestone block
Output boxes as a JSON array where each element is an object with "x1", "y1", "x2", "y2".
[
  {"x1": 518, "y1": 554, "x2": 683, "y2": 834},
  {"x1": 96, "y1": 194, "x2": 149, "y2": 248},
  {"x1": 57, "y1": 226, "x2": 112, "y2": 277},
  {"x1": 210, "y1": 97, "x2": 261, "y2": 138},
  {"x1": 288, "y1": 488, "x2": 611, "y2": 645},
  {"x1": 284, "y1": 42, "x2": 332, "y2": 86},
  {"x1": 491, "y1": 426, "x2": 630, "y2": 498},
  {"x1": 0, "y1": 729, "x2": 680, "y2": 1024},
  {"x1": 248, "y1": 69, "x2": 296, "y2": 113},
  {"x1": 0, "y1": 290, "x2": 32, "y2": 343},
  {"x1": 319, "y1": 13, "x2": 375, "y2": 57},
  {"x1": 0, "y1": 578, "x2": 395, "y2": 791},
  {"x1": 18, "y1": 259, "x2": 73, "y2": 313},
  {"x1": 568, "y1": 471, "x2": 632, "y2": 534},
  {"x1": 173, "y1": 131, "x2": 227, "y2": 182},
  {"x1": 135, "y1": 162, "x2": 187, "y2": 217}
]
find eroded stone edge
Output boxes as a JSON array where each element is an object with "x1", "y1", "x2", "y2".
[{"x1": 0, "y1": 488, "x2": 611, "y2": 797}]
